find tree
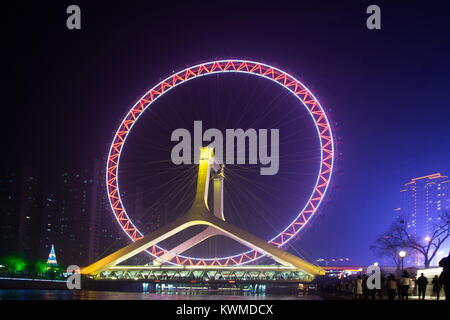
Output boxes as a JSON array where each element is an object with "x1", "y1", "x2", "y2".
[
  {"x1": 370, "y1": 233, "x2": 402, "y2": 269},
  {"x1": 1, "y1": 256, "x2": 28, "y2": 274},
  {"x1": 47, "y1": 264, "x2": 64, "y2": 279},
  {"x1": 372, "y1": 212, "x2": 449, "y2": 268},
  {"x1": 33, "y1": 259, "x2": 48, "y2": 276}
]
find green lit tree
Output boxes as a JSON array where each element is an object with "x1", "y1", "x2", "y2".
[
  {"x1": 34, "y1": 259, "x2": 48, "y2": 276},
  {"x1": 1, "y1": 256, "x2": 28, "y2": 274},
  {"x1": 47, "y1": 264, "x2": 64, "y2": 279}
]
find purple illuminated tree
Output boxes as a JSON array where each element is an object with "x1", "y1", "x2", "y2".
[{"x1": 372, "y1": 211, "x2": 449, "y2": 268}]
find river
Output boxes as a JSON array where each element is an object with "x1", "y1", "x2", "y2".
[{"x1": 0, "y1": 289, "x2": 322, "y2": 300}]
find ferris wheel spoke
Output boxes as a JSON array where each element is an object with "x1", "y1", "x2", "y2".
[{"x1": 104, "y1": 60, "x2": 334, "y2": 265}]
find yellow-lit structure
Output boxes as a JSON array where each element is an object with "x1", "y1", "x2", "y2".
[{"x1": 82, "y1": 147, "x2": 325, "y2": 277}]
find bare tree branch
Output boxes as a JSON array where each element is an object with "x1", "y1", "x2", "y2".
[{"x1": 371, "y1": 211, "x2": 449, "y2": 267}]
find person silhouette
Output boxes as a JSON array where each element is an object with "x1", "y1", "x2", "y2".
[
  {"x1": 416, "y1": 273, "x2": 428, "y2": 300},
  {"x1": 355, "y1": 275, "x2": 363, "y2": 299},
  {"x1": 386, "y1": 274, "x2": 397, "y2": 300},
  {"x1": 432, "y1": 275, "x2": 442, "y2": 300},
  {"x1": 400, "y1": 270, "x2": 411, "y2": 300},
  {"x1": 438, "y1": 252, "x2": 450, "y2": 301}
]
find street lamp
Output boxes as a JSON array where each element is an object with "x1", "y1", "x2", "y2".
[{"x1": 399, "y1": 250, "x2": 407, "y2": 271}]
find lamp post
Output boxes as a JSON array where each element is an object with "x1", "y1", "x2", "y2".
[{"x1": 399, "y1": 250, "x2": 406, "y2": 271}]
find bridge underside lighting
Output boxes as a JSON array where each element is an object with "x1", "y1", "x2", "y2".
[
  {"x1": 90, "y1": 266, "x2": 314, "y2": 283},
  {"x1": 109, "y1": 265, "x2": 300, "y2": 271}
]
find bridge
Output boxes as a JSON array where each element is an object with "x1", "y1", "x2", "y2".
[
  {"x1": 82, "y1": 147, "x2": 324, "y2": 290},
  {"x1": 87, "y1": 265, "x2": 314, "y2": 283}
]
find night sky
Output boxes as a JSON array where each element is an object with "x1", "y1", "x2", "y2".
[{"x1": 4, "y1": 1, "x2": 450, "y2": 265}]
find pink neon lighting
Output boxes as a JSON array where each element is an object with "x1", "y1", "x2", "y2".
[{"x1": 106, "y1": 60, "x2": 335, "y2": 266}]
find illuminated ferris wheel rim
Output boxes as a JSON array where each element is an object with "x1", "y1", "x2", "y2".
[{"x1": 106, "y1": 59, "x2": 335, "y2": 266}]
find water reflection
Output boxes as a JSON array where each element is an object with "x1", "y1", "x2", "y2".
[{"x1": 0, "y1": 289, "x2": 321, "y2": 300}]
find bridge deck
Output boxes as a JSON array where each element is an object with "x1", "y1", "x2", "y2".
[{"x1": 89, "y1": 265, "x2": 314, "y2": 283}]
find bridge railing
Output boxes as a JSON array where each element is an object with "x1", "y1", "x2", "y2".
[{"x1": 90, "y1": 267, "x2": 314, "y2": 283}]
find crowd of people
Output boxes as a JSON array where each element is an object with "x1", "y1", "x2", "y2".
[
  {"x1": 334, "y1": 270, "x2": 443, "y2": 300},
  {"x1": 318, "y1": 253, "x2": 450, "y2": 301}
]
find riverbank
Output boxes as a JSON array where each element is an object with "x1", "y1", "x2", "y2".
[{"x1": 0, "y1": 278, "x2": 67, "y2": 290}]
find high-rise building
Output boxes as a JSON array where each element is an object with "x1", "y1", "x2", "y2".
[
  {"x1": 89, "y1": 160, "x2": 126, "y2": 263},
  {"x1": 17, "y1": 167, "x2": 42, "y2": 260},
  {"x1": 0, "y1": 166, "x2": 42, "y2": 259},
  {"x1": 40, "y1": 192, "x2": 58, "y2": 261},
  {"x1": 39, "y1": 160, "x2": 126, "y2": 267},
  {"x1": 0, "y1": 161, "x2": 126, "y2": 267},
  {"x1": 0, "y1": 169, "x2": 21, "y2": 255},
  {"x1": 396, "y1": 173, "x2": 450, "y2": 265},
  {"x1": 40, "y1": 169, "x2": 93, "y2": 266}
]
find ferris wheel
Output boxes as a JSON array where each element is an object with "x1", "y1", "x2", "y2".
[{"x1": 103, "y1": 60, "x2": 335, "y2": 267}]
